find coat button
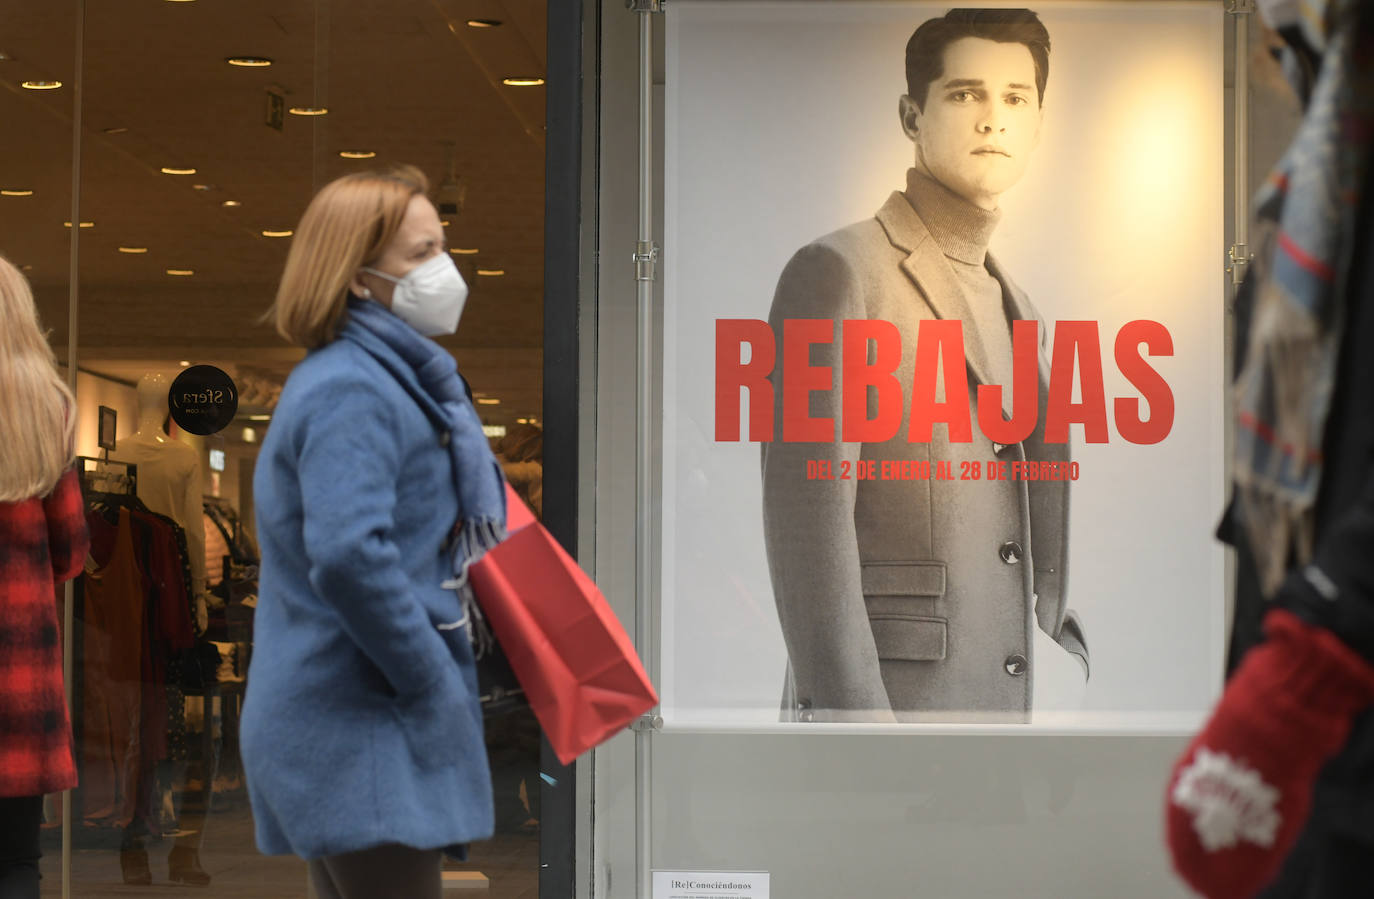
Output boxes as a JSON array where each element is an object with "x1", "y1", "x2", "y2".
[
  {"x1": 1004, "y1": 654, "x2": 1028, "y2": 676},
  {"x1": 999, "y1": 541, "x2": 1023, "y2": 564},
  {"x1": 440, "y1": 430, "x2": 452, "y2": 448}
]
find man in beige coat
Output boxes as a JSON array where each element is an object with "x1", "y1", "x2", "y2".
[{"x1": 762, "y1": 8, "x2": 1088, "y2": 723}]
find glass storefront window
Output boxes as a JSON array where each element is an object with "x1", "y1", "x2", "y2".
[{"x1": 3, "y1": 2, "x2": 549, "y2": 895}]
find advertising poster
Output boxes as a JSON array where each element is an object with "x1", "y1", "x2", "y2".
[{"x1": 662, "y1": 2, "x2": 1226, "y2": 727}]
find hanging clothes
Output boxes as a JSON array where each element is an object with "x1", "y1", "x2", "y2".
[{"x1": 79, "y1": 508, "x2": 146, "y2": 826}]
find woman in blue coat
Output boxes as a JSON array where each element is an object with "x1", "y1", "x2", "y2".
[{"x1": 241, "y1": 164, "x2": 506, "y2": 898}]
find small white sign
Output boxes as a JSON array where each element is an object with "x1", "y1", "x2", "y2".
[{"x1": 653, "y1": 871, "x2": 769, "y2": 899}]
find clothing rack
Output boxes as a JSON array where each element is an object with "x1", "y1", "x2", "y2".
[{"x1": 76, "y1": 455, "x2": 137, "y2": 497}]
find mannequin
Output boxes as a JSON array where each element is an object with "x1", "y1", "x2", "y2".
[
  {"x1": 110, "y1": 371, "x2": 213, "y2": 885},
  {"x1": 113, "y1": 372, "x2": 208, "y2": 602}
]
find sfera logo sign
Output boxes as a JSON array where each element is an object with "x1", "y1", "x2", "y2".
[{"x1": 169, "y1": 365, "x2": 239, "y2": 436}]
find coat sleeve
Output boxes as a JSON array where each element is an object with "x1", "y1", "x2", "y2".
[
  {"x1": 761, "y1": 241, "x2": 895, "y2": 722},
  {"x1": 43, "y1": 467, "x2": 90, "y2": 584},
  {"x1": 295, "y1": 377, "x2": 457, "y2": 697}
]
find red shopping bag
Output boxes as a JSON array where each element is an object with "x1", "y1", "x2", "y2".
[{"x1": 468, "y1": 485, "x2": 657, "y2": 765}]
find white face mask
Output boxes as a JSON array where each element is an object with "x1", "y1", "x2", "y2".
[{"x1": 362, "y1": 253, "x2": 469, "y2": 337}]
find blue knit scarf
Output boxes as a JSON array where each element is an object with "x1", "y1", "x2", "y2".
[
  {"x1": 1235, "y1": 0, "x2": 1374, "y2": 593},
  {"x1": 340, "y1": 297, "x2": 507, "y2": 591}
]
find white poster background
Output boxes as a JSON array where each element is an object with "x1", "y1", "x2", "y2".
[{"x1": 662, "y1": 1, "x2": 1226, "y2": 728}]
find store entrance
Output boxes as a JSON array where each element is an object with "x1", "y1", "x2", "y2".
[{"x1": 3, "y1": 1, "x2": 552, "y2": 895}]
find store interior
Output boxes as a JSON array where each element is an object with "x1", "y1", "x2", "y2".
[{"x1": 1, "y1": 1, "x2": 547, "y2": 895}]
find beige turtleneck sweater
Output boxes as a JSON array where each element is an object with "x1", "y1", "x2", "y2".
[{"x1": 903, "y1": 167, "x2": 1014, "y2": 392}]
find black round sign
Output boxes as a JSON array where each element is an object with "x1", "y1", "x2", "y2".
[{"x1": 169, "y1": 365, "x2": 239, "y2": 436}]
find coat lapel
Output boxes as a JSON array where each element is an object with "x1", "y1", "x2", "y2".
[{"x1": 875, "y1": 191, "x2": 1008, "y2": 418}]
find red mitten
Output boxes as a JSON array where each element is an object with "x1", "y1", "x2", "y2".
[{"x1": 1166, "y1": 609, "x2": 1374, "y2": 899}]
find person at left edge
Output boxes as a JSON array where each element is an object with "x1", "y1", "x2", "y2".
[
  {"x1": 0, "y1": 253, "x2": 90, "y2": 899},
  {"x1": 241, "y1": 164, "x2": 508, "y2": 899}
]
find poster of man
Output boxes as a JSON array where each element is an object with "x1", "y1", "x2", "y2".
[{"x1": 662, "y1": 2, "x2": 1226, "y2": 728}]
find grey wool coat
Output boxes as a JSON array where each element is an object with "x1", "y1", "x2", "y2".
[{"x1": 761, "y1": 190, "x2": 1088, "y2": 723}]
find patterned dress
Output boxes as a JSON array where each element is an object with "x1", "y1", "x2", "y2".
[{"x1": 0, "y1": 468, "x2": 90, "y2": 797}]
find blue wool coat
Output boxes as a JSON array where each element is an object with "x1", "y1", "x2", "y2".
[{"x1": 241, "y1": 326, "x2": 493, "y2": 860}]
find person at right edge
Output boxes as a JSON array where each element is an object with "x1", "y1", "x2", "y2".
[
  {"x1": 240, "y1": 164, "x2": 506, "y2": 899},
  {"x1": 1164, "y1": 2, "x2": 1374, "y2": 898}
]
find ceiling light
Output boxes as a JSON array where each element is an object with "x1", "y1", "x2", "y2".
[
  {"x1": 62, "y1": 221, "x2": 95, "y2": 228},
  {"x1": 226, "y1": 56, "x2": 273, "y2": 67},
  {"x1": 476, "y1": 268, "x2": 505, "y2": 276},
  {"x1": 516, "y1": 418, "x2": 529, "y2": 424},
  {"x1": 166, "y1": 269, "x2": 194, "y2": 276},
  {"x1": 450, "y1": 247, "x2": 479, "y2": 255},
  {"x1": 103, "y1": 126, "x2": 129, "y2": 135},
  {"x1": 21, "y1": 80, "x2": 61, "y2": 90},
  {"x1": 467, "y1": 19, "x2": 503, "y2": 28},
  {"x1": 440, "y1": 220, "x2": 452, "y2": 227},
  {"x1": 261, "y1": 229, "x2": 293, "y2": 238},
  {"x1": 192, "y1": 183, "x2": 215, "y2": 191},
  {"x1": 338, "y1": 149, "x2": 376, "y2": 159},
  {"x1": 247, "y1": 414, "x2": 272, "y2": 421},
  {"x1": 161, "y1": 166, "x2": 196, "y2": 175},
  {"x1": 20, "y1": 264, "x2": 32, "y2": 271},
  {"x1": 118, "y1": 247, "x2": 148, "y2": 254},
  {"x1": 288, "y1": 106, "x2": 328, "y2": 116},
  {"x1": 179, "y1": 360, "x2": 191, "y2": 367},
  {"x1": 477, "y1": 398, "x2": 500, "y2": 405},
  {"x1": 222, "y1": 200, "x2": 241, "y2": 207},
  {"x1": 502, "y1": 77, "x2": 545, "y2": 87},
  {"x1": 0, "y1": 51, "x2": 11, "y2": 61},
  {"x1": 1, "y1": 189, "x2": 33, "y2": 197}
]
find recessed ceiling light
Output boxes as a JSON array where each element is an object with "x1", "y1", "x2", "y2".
[
  {"x1": 288, "y1": 106, "x2": 328, "y2": 116},
  {"x1": 192, "y1": 183, "x2": 215, "y2": 191},
  {"x1": 62, "y1": 221, "x2": 95, "y2": 228},
  {"x1": 118, "y1": 247, "x2": 148, "y2": 254},
  {"x1": 21, "y1": 80, "x2": 61, "y2": 90},
  {"x1": 226, "y1": 56, "x2": 273, "y2": 67},
  {"x1": 440, "y1": 220, "x2": 452, "y2": 227},
  {"x1": 338, "y1": 149, "x2": 376, "y2": 159},
  {"x1": 247, "y1": 414, "x2": 272, "y2": 421},
  {"x1": 476, "y1": 268, "x2": 505, "y2": 276},
  {"x1": 161, "y1": 166, "x2": 196, "y2": 175},
  {"x1": 1, "y1": 189, "x2": 33, "y2": 197},
  {"x1": 516, "y1": 418, "x2": 528, "y2": 424},
  {"x1": 0, "y1": 51, "x2": 11, "y2": 61},
  {"x1": 449, "y1": 247, "x2": 479, "y2": 255},
  {"x1": 222, "y1": 200, "x2": 241, "y2": 207},
  {"x1": 261, "y1": 229, "x2": 293, "y2": 238},
  {"x1": 20, "y1": 264, "x2": 32, "y2": 271},
  {"x1": 476, "y1": 398, "x2": 500, "y2": 405},
  {"x1": 179, "y1": 360, "x2": 191, "y2": 367},
  {"x1": 166, "y1": 269, "x2": 194, "y2": 276},
  {"x1": 467, "y1": 19, "x2": 503, "y2": 28},
  {"x1": 502, "y1": 77, "x2": 545, "y2": 87},
  {"x1": 102, "y1": 126, "x2": 129, "y2": 135}
]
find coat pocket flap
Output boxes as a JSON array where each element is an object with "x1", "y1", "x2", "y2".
[
  {"x1": 868, "y1": 614, "x2": 947, "y2": 661},
  {"x1": 860, "y1": 561, "x2": 946, "y2": 597}
]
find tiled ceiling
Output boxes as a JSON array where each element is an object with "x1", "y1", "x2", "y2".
[{"x1": 0, "y1": 0, "x2": 546, "y2": 425}]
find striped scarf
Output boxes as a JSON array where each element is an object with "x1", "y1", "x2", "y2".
[{"x1": 1236, "y1": 0, "x2": 1374, "y2": 593}]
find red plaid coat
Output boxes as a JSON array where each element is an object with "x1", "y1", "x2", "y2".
[{"x1": 0, "y1": 468, "x2": 89, "y2": 797}]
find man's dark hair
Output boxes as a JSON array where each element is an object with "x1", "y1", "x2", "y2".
[{"x1": 905, "y1": 9, "x2": 1050, "y2": 110}]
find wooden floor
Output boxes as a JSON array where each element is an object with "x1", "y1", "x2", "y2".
[{"x1": 39, "y1": 796, "x2": 540, "y2": 898}]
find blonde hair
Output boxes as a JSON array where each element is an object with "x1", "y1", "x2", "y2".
[
  {"x1": 270, "y1": 164, "x2": 430, "y2": 348},
  {"x1": 0, "y1": 255, "x2": 77, "y2": 502}
]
